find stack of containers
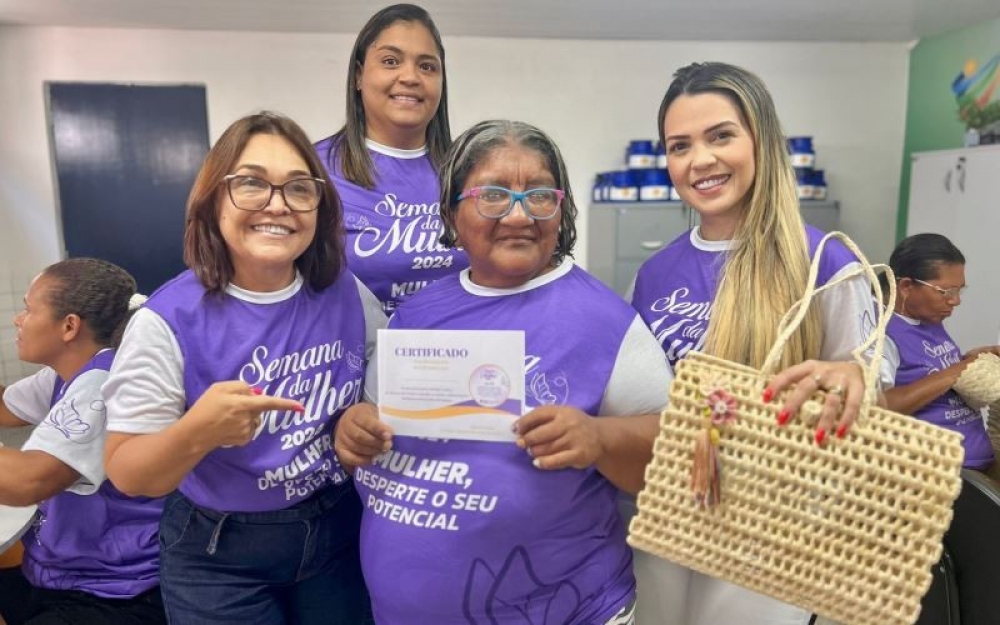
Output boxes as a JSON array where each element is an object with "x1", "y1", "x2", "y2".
[
  {"x1": 787, "y1": 136, "x2": 828, "y2": 201},
  {"x1": 592, "y1": 140, "x2": 680, "y2": 203}
]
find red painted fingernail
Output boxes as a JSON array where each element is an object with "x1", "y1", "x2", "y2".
[
  {"x1": 251, "y1": 387, "x2": 263, "y2": 395},
  {"x1": 815, "y1": 429, "x2": 827, "y2": 445},
  {"x1": 777, "y1": 409, "x2": 791, "y2": 426},
  {"x1": 762, "y1": 387, "x2": 774, "y2": 403},
  {"x1": 836, "y1": 424, "x2": 848, "y2": 439}
]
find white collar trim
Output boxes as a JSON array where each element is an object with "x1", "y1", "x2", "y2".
[
  {"x1": 690, "y1": 227, "x2": 737, "y2": 252},
  {"x1": 366, "y1": 138, "x2": 428, "y2": 159},
  {"x1": 225, "y1": 272, "x2": 304, "y2": 303},
  {"x1": 459, "y1": 260, "x2": 574, "y2": 297}
]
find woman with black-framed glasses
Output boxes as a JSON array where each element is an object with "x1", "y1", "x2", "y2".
[
  {"x1": 102, "y1": 111, "x2": 386, "y2": 624},
  {"x1": 882, "y1": 232, "x2": 997, "y2": 470}
]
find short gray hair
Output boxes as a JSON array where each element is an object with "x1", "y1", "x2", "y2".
[{"x1": 438, "y1": 120, "x2": 578, "y2": 264}]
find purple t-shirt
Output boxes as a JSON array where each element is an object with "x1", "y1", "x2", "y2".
[
  {"x1": 144, "y1": 270, "x2": 367, "y2": 512},
  {"x1": 23, "y1": 350, "x2": 162, "y2": 598},
  {"x1": 356, "y1": 266, "x2": 638, "y2": 624},
  {"x1": 315, "y1": 136, "x2": 469, "y2": 315},
  {"x1": 631, "y1": 225, "x2": 858, "y2": 370},
  {"x1": 887, "y1": 314, "x2": 994, "y2": 468}
]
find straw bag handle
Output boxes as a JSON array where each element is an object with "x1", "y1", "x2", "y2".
[{"x1": 760, "y1": 231, "x2": 896, "y2": 407}]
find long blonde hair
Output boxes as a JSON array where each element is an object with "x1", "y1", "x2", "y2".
[{"x1": 658, "y1": 62, "x2": 821, "y2": 369}]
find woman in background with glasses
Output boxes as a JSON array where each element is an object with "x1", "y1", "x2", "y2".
[
  {"x1": 102, "y1": 112, "x2": 385, "y2": 624},
  {"x1": 882, "y1": 232, "x2": 996, "y2": 470},
  {"x1": 315, "y1": 3, "x2": 468, "y2": 317},
  {"x1": 335, "y1": 119, "x2": 671, "y2": 624}
]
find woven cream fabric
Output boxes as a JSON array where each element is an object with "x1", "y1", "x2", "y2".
[
  {"x1": 986, "y1": 402, "x2": 1000, "y2": 455},
  {"x1": 953, "y1": 352, "x2": 1000, "y2": 410},
  {"x1": 630, "y1": 232, "x2": 966, "y2": 622},
  {"x1": 629, "y1": 351, "x2": 964, "y2": 624}
]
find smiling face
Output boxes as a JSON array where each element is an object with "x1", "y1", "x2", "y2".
[
  {"x1": 663, "y1": 92, "x2": 756, "y2": 240},
  {"x1": 900, "y1": 262, "x2": 966, "y2": 324},
  {"x1": 357, "y1": 20, "x2": 443, "y2": 149},
  {"x1": 455, "y1": 143, "x2": 561, "y2": 289},
  {"x1": 218, "y1": 133, "x2": 318, "y2": 292}
]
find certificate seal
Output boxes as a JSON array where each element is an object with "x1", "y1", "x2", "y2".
[{"x1": 469, "y1": 364, "x2": 511, "y2": 408}]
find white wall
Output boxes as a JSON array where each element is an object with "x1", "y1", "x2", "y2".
[{"x1": 0, "y1": 24, "x2": 909, "y2": 381}]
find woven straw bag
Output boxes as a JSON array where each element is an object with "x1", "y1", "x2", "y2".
[
  {"x1": 953, "y1": 352, "x2": 1000, "y2": 410},
  {"x1": 987, "y1": 404, "x2": 1000, "y2": 458},
  {"x1": 628, "y1": 232, "x2": 965, "y2": 625}
]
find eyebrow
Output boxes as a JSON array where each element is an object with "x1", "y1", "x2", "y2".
[
  {"x1": 373, "y1": 44, "x2": 440, "y2": 62},
  {"x1": 235, "y1": 163, "x2": 312, "y2": 178},
  {"x1": 665, "y1": 120, "x2": 740, "y2": 142}
]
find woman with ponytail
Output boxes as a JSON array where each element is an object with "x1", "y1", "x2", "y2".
[{"x1": 0, "y1": 258, "x2": 164, "y2": 625}]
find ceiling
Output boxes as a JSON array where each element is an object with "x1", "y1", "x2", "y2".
[{"x1": 1, "y1": 0, "x2": 998, "y2": 42}]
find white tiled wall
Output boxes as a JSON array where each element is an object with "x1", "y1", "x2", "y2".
[
  {"x1": 0, "y1": 264, "x2": 42, "y2": 449},
  {"x1": 0, "y1": 264, "x2": 41, "y2": 386}
]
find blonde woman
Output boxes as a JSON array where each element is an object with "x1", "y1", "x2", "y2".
[{"x1": 629, "y1": 62, "x2": 872, "y2": 624}]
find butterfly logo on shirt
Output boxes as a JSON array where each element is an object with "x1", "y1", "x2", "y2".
[
  {"x1": 463, "y1": 545, "x2": 582, "y2": 623},
  {"x1": 527, "y1": 371, "x2": 569, "y2": 407},
  {"x1": 347, "y1": 214, "x2": 371, "y2": 230},
  {"x1": 347, "y1": 345, "x2": 365, "y2": 373},
  {"x1": 46, "y1": 398, "x2": 103, "y2": 440}
]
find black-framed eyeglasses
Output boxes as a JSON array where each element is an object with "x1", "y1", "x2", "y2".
[
  {"x1": 222, "y1": 175, "x2": 324, "y2": 213},
  {"x1": 455, "y1": 186, "x2": 564, "y2": 220},
  {"x1": 912, "y1": 278, "x2": 966, "y2": 300}
]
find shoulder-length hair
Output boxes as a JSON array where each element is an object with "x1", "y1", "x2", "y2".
[
  {"x1": 658, "y1": 62, "x2": 821, "y2": 369},
  {"x1": 184, "y1": 111, "x2": 345, "y2": 292},
  {"x1": 438, "y1": 119, "x2": 577, "y2": 265},
  {"x1": 332, "y1": 3, "x2": 451, "y2": 189}
]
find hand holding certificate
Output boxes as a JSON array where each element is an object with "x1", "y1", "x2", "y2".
[{"x1": 377, "y1": 329, "x2": 525, "y2": 442}]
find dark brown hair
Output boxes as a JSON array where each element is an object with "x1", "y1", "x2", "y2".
[
  {"x1": 42, "y1": 257, "x2": 138, "y2": 348},
  {"x1": 184, "y1": 111, "x2": 345, "y2": 292},
  {"x1": 329, "y1": 3, "x2": 451, "y2": 189}
]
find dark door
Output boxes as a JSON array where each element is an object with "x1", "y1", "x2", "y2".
[{"x1": 46, "y1": 83, "x2": 210, "y2": 294}]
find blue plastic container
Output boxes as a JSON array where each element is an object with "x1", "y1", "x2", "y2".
[
  {"x1": 638, "y1": 169, "x2": 671, "y2": 201},
  {"x1": 787, "y1": 136, "x2": 815, "y2": 168},
  {"x1": 609, "y1": 170, "x2": 639, "y2": 201},
  {"x1": 655, "y1": 140, "x2": 667, "y2": 170},
  {"x1": 794, "y1": 167, "x2": 815, "y2": 200},
  {"x1": 626, "y1": 140, "x2": 656, "y2": 169},
  {"x1": 811, "y1": 170, "x2": 827, "y2": 200}
]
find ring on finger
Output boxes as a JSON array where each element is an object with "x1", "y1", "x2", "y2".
[
  {"x1": 829, "y1": 385, "x2": 844, "y2": 397},
  {"x1": 813, "y1": 373, "x2": 823, "y2": 385}
]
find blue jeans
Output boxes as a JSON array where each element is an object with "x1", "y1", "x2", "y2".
[{"x1": 158, "y1": 486, "x2": 371, "y2": 625}]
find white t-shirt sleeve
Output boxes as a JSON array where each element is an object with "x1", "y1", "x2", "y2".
[
  {"x1": 103, "y1": 307, "x2": 187, "y2": 434},
  {"x1": 817, "y1": 262, "x2": 873, "y2": 361},
  {"x1": 879, "y1": 336, "x2": 900, "y2": 390},
  {"x1": 357, "y1": 276, "x2": 388, "y2": 363},
  {"x1": 3, "y1": 367, "x2": 59, "y2": 425},
  {"x1": 362, "y1": 354, "x2": 379, "y2": 405},
  {"x1": 20, "y1": 368, "x2": 110, "y2": 494},
  {"x1": 600, "y1": 317, "x2": 673, "y2": 416}
]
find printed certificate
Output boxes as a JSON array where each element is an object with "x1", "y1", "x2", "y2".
[{"x1": 377, "y1": 329, "x2": 525, "y2": 442}]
